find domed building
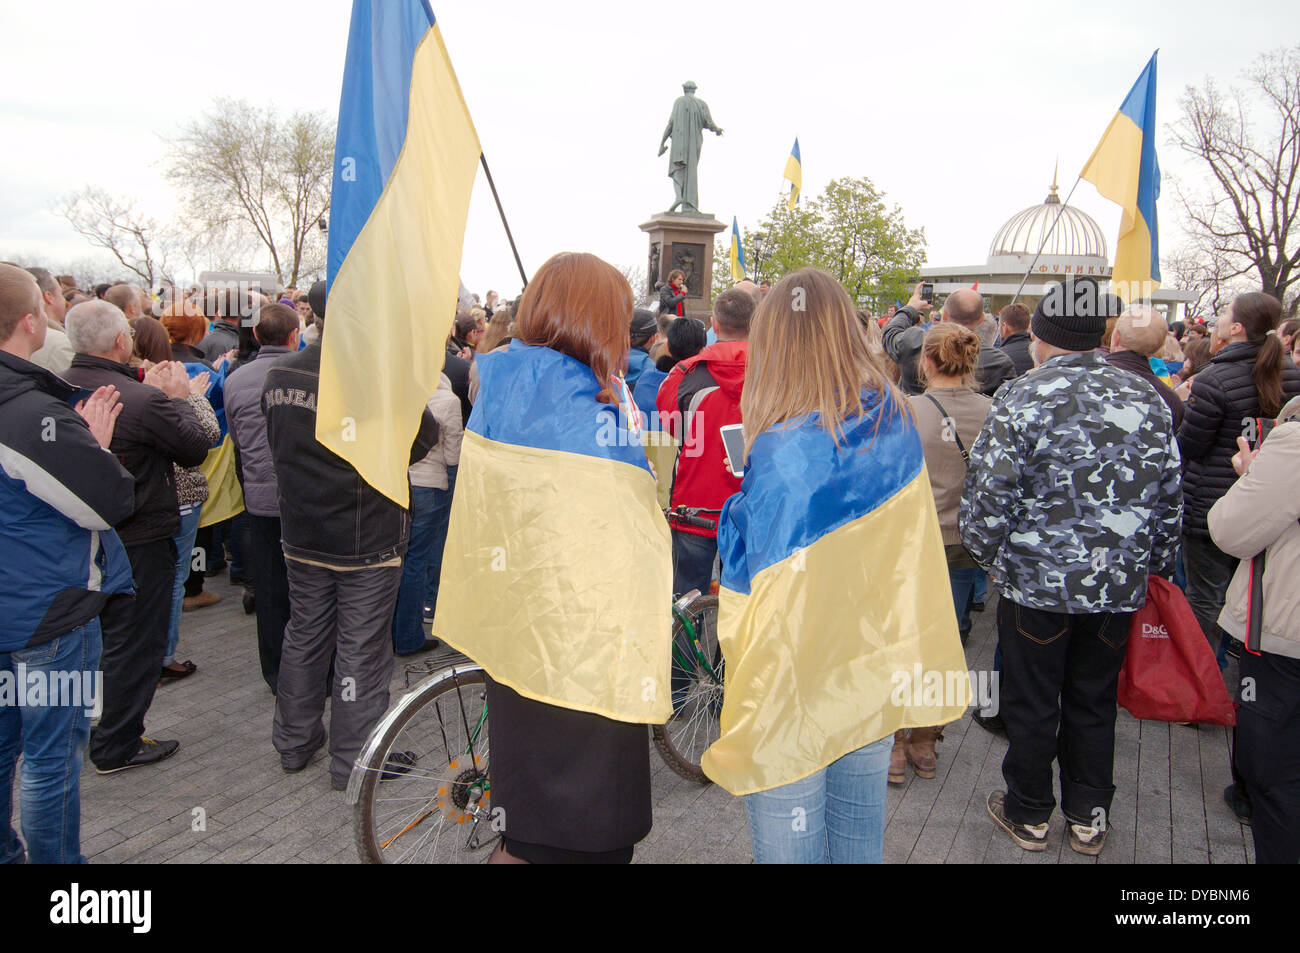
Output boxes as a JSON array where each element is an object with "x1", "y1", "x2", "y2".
[{"x1": 920, "y1": 174, "x2": 1193, "y2": 319}]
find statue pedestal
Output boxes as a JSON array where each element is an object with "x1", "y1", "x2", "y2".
[{"x1": 639, "y1": 213, "x2": 728, "y2": 321}]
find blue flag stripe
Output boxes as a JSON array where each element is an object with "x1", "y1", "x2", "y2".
[
  {"x1": 718, "y1": 388, "x2": 923, "y2": 594},
  {"x1": 327, "y1": 0, "x2": 437, "y2": 289}
]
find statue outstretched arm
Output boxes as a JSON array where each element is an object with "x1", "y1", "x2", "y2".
[{"x1": 701, "y1": 104, "x2": 723, "y2": 135}]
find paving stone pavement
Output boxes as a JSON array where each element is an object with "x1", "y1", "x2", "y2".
[{"x1": 21, "y1": 570, "x2": 1253, "y2": 864}]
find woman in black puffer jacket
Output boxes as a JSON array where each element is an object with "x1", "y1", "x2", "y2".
[{"x1": 1178, "y1": 291, "x2": 1300, "y2": 659}]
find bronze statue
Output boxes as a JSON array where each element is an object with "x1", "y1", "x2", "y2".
[{"x1": 658, "y1": 81, "x2": 723, "y2": 215}]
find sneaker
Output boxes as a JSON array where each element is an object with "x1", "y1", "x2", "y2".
[
  {"x1": 986, "y1": 790, "x2": 1048, "y2": 851},
  {"x1": 1223, "y1": 783, "x2": 1252, "y2": 825},
  {"x1": 94, "y1": 737, "x2": 181, "y2": 774},
  {"x1": 1068, "y1": 821, "x2": 1108, "y2": 856},
  {"x1": 971, "y1": 601, "x2": 986, "y2": 613}
]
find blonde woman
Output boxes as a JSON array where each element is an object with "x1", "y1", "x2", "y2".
[{"x1": 704, "y1": 269, "x2": 967, "y2": 863}]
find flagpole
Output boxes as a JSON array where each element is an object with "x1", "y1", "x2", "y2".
[
  {"x1": 1010, "y1": 173, "x2": 1083, "y2": 306},
  {"x1": 479, "y1": 153, "x2": 528, "y2": 289}
]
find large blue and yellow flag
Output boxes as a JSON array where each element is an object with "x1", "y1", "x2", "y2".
[
  {"x1": 728, "y1": 216, "x2": 747, "y2": 283},
  {"x1": 1081, "y1": 52, "x2": 1160, "y2": 296},
  {"x1": 433, "y1": 341, "x2": 673, "y2": 724},
  {"x1": 702, "y1": 388, "x2": 969, "y2": 795},
  {"x1": 783, "y1": 138, "x2": 802, "y2": 210},
  {"x1": 318, "y1": 0, "x2": 481, "y2": 506}
]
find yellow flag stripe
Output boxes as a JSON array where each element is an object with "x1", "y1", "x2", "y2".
[{"x1": 317, "y1": 24, "x2": 482, "y2": 507}]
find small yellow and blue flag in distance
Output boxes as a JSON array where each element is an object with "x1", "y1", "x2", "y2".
[
  {"x1": 783, "y1": 138, "x2": 802, "y2": 210},
  {"x1": 729, "y1": 216, "x2": 747, "y2": 283}
]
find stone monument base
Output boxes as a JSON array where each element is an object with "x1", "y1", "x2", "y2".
[{"x1": 639, "y1": 213, "x2": 728, "y2": 321}]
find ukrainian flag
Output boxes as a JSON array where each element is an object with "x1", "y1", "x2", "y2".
[
  {"x1": 783, "y1": 138, "x2": 802, "y2": 210},
  {"x1": 433, "y1": 341, "x2": 674, "y2": 724},
  {"x1": 702, "y1": 388, "x2": 969, "y2": 795},
  {"x1": 729, "y1": 216, "x2": 747, "y2": 283},
  {"x1": 1081, "y1": 52, "x2": 1161, "y2": 296},
  {"x1": 317, "y1": 0, "x2": 481, "y2": 507}
]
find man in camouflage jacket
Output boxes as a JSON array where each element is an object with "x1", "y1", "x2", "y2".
[{"x1": 958, "y1": 279, "x2": 1182, "y2": 857}]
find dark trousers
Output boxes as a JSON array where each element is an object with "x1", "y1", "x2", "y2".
[
  {"x1": 246, "y1": 514, "x2": 290, "y2": 693},
  {"x1": 1235, "y1": 650, "x2": 1300, "y2": 864},
  {"x1": 90, "y1": 538, "x2": 176, "y2": 767},
  {"x1": 1182, "y1": 533, "x2": 1237, "y2": 652},
  {"x1": 186, "y1": 525, "x2": 210, "y2": 597},
  {"x1": 273, "y1": 559, "x2": 402, "y2": 788},
  {"x1": 671, "y1": 529, "x2": 716, "y2": 599},
  {"x1": 998, "y1": 598, "x2": 1133, "y2": 827}
]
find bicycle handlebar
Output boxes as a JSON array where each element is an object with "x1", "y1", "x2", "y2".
[{"x1": 664, "y1": 506, "x2": 719, "y2": 530}]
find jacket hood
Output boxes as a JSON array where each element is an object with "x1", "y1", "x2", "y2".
[{"x1": 676, "y1": 339, "x2": 747, "y2": 397}]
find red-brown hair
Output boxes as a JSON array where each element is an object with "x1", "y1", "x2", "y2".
[
  {"x1": 515, "y1": 252, "x2": 632, "y2": 404},
  {"x1": 158, "y1": 299, "x2": 207, "y2": 347}
]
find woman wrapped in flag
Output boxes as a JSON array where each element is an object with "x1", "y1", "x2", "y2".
[
  {"x1": 434, "y1": 252, "x2": 673, "y2": 864},
  {"x1": 703, "y1": 268, "x2": 969, "y2": 863}
]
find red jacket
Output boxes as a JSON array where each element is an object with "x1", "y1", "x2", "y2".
[{"x1": 656, "y1": 339, "x2": 747, "y2": 537}]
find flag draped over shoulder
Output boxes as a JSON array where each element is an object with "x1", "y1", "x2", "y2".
[
  {"x1": 433, "y1": 342, "x2": 673, "y2": 724},
  {"x1": 783, "y1": 138, "x2": 802, "y2": 210},
  {"x1": 1081, "y1": 52, "x2": 1161, "y2": 295},
  {"x1": 729, "y1": 216, "x2": 747, "y2": 283},
  {"x1": 702, "y1": 388, "x2": 969, "y2": 795},
  {"x1": 317, "y1": 0, "x2": 481, "y2": 507}
]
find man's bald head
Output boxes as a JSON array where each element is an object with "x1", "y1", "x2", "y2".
[
  {"x1": 731, "y1": 279, "x2": 761, "y2": 304},
  {"x1": 1112, "y1": 306, "x2": 1168, "y2": 357},
  {"x1": 105, "y1": 283, "x2": 142, "y2": 320},
  {"x1": 942, "y1": 289, "x2": 985, "y2": 327},
  {"x1": 0, "y1": 263, "x2": 42, "y2": 346}
]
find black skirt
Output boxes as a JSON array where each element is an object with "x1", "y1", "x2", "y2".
[{"x1": 485, "y1": 675, "x2": 652, "y2": 860}]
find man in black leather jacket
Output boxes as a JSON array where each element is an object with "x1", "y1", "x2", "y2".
[{"x1": 262, "y1": 309, "x2": 439, "y2": 791}]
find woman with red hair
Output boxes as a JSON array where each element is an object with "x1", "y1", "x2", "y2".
[{"x1": 435, "y1": 252, "x2": 673, "y2": 864}]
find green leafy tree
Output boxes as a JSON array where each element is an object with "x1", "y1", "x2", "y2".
[{"x1": 715, "y1": 176, "x2": 925, "y2": 312}]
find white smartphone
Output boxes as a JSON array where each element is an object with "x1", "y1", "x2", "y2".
[{"x1": 720, "y1": 423, "x2": 745, "y2": 478}]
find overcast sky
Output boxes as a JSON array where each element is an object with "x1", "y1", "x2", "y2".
[{"x1": 1, "y1": 0, "x2": 1294, "y2": 299}]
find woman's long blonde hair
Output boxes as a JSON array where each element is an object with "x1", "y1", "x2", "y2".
[{"x1": 741, "y1": 268, "x2": 901, "y2": 458}]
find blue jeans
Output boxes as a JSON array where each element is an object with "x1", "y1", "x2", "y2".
[
  {"x1": 671, "y1": 528, "x2": 717, "y2": 598},
  {"x1": 393, "y1": 479, "x2": 455, "y2": 654},
  {"x1": 0, "y1": 620, "x2": 103, "y2": 864},
  {"x1": 743, "y1": 735, "x2": 892, "y2": 863},
  {"x1": 973, "y1": 569, "x2": 987, "y2": 603},
  {"x1": 949, "y1": 567, "x2": 982, "y2": 642},
  {"x1": 422, "y1": 466, "x2": 457, "y2": 615},
  {"x1": 165, "y1": 505, "x2": 203, "y2": 666}
]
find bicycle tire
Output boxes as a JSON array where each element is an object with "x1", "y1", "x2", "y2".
[
  {"x1": 652, "y1": 594, "x2": 723, "y2": 783},
  {"x1": 349, "y1": 664, "x2": 496, "y2": 864}
]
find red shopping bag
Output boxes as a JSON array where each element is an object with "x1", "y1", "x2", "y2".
[{"x1": 1117, "y1": 576, "x2": 1236, "y2": 726}]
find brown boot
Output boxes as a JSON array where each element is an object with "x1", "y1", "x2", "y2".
[
  {"x1": 888, "y1": 729, "x2": 907, "y2": 785},
  {"x1": 906, "y1": 726, "x2": 941, "y2": 779}
]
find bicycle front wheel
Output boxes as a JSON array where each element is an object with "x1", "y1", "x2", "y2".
[
  {"x1": 349, "y1": 665, "x2": 495, "y2": 863},
  {"x1": 652, "y1": 594, "x2": 723, "y2": 783}
]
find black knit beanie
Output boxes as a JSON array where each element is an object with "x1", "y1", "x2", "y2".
[{"x1": 1031, "y1": 278, "x2": 1122, "y2": 351}]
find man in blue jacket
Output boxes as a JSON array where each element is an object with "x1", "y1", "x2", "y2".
[{"x1": 0, "y1": 264, "x2": 135, "y2": 863}]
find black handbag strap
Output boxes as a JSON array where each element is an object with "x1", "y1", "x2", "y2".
[{"x1": 923, "y1": 393, "x2": 969, "y2": 463}]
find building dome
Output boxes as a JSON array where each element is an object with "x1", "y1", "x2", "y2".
[{"x1": 988, "y1": 181, "x2": 1108, "y2": 263}]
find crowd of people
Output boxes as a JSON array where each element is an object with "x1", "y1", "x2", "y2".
[{"x1": 1, "y1": 252, "x2": 1298, "y2": 865}]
